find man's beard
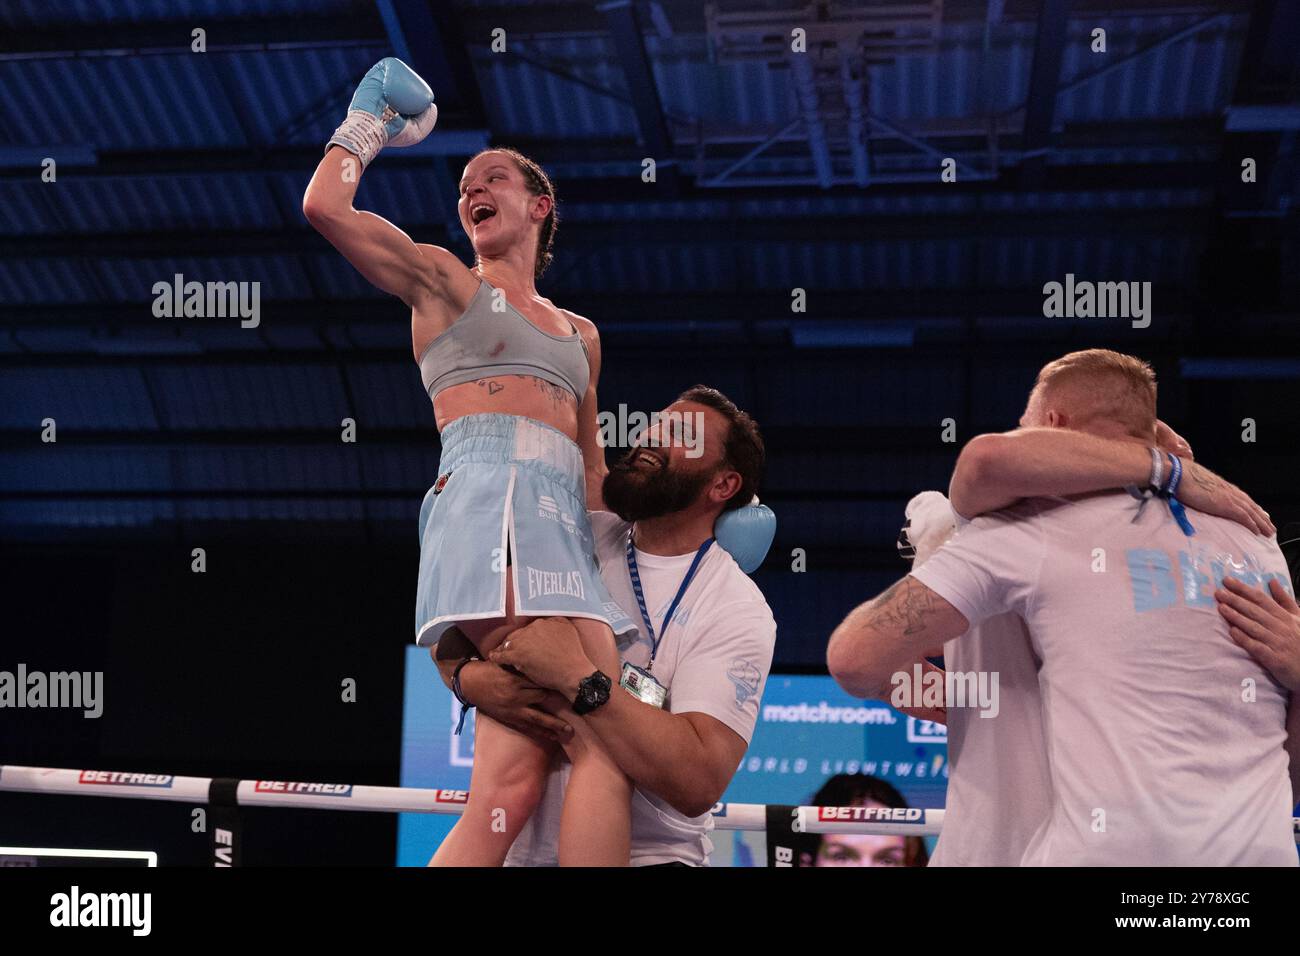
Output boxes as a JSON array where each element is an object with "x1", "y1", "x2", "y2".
[{"x1": 603, "y1": 454, "x2": 713, "y2": 522}]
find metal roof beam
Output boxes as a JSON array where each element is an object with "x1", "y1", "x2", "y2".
[
  {"x1": 597, "y1": 1, "x2": 679, "y2": 195},
  {"x1": 446, "y1": 1, "x2": 1245, "y2": 38},
  {"x1": 1018, "y1": 0, "x2": 1071, "y2": 188}
]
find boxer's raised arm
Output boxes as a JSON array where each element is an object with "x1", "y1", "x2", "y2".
[
  {"x1": 304, "y1": 150, "x2": 453, "y2": 307},
  {"x1": 303, "y1": 57, "x2": 450, "y2": 308}
]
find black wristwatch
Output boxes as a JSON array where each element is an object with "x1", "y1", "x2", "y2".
[{"x1": 572, "y1": 670, "x2": 612, "y2": 715}]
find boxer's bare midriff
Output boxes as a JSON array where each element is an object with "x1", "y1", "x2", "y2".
[{"x1": 431, "y1": 376, "x2": 579, "y2": 441}]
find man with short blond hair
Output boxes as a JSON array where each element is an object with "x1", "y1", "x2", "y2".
[
  {"x1": 832, "y1": 348, "x2": 1296, "y2": 866},
  {"x1": 1028, "y1": 348, "x2": 1157, "y2": 438}
]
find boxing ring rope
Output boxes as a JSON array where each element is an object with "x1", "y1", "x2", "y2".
[
  {"x1": 5, "y1": 766, "x2": 1299, "y2": 842},
  {"x1": 1, "y1": 764, "x2": 943, "y2": 836}
]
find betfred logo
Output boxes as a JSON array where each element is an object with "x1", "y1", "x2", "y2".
[
  {"x1": 78, "y1": 771, "x2": 174, "y2": 788},
  {"x1": 253, "y1": 781, "x2": 353, "y2": 797},
  {"x1": 434, "y1": 789, "x2": 468, "y2": 804},
  {"x1": 817, "y1": 805, "x2": 923, "y2": 823}
]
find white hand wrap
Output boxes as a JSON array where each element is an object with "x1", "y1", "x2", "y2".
[
  {"x1": 903, "y1": 491, "x2": 958, "y2": 568},
  {"x1": 327, "y1": 109, "x2": 393, "y2": 169}
]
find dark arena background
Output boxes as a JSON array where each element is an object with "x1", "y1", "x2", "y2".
[{"x1": 1, "y1": 0, "x2": 1298, "y2": 886}]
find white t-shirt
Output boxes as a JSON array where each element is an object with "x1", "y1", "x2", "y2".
[
  {"x1": 912, "y1": 491, "x2": 1297, "y2": 866},
  {"x1": 505, "y1": 511, "x2": 777, "y2": 866},
  {"x1": 903, "y1": 492, "x2": 1052, "y2": 867}
]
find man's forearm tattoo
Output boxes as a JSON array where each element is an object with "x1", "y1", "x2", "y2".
[{"x1": 870, "y1": 577, "x2": 942, "y2": 638}]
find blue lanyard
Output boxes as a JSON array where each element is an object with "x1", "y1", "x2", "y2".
[{"x1": 625, "y1": 533, "x2": 713, "y2": 670}]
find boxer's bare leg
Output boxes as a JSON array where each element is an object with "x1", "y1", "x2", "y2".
[{"x1": 553, "y1": 618, "x2": 632, "y2": 866}]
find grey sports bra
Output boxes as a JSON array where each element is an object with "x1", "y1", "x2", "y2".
[{"x1": 418, "y1": 279, "x2": 590, "y2": 402}]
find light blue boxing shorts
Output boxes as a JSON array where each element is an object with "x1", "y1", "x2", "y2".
[{"x1": 415, "y1": 413, "x2": 636, "y2": 647}]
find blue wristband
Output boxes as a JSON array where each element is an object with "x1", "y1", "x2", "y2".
[
  {"x1": 451, "y1": 656, "x2": 481, "y2": 735},
  {"x1": 1161, "y1": 453, "x2": 1196, "y2": 537}
]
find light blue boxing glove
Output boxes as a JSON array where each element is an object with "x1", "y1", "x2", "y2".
[
  {"x1": 327, "y1": 57, "x2": 437, "y2": 169},
  {"x1": 714, "y1": 496, "x2": 776, "y2": 574}
]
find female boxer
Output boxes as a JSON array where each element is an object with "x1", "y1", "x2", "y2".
[{"x1": 303, "y1": 58, "x2": 637, "y2": 865}]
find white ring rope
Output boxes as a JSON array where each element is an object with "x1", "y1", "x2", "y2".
[
  {"x1": 0, "y1": 764, "x2": 939, "y2": 835},
  {"x1": 4, "y1": 765, "x2": 1298, "y2": 841}
]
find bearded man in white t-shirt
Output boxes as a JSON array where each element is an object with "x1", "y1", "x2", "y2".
[
  {"x1": 831, "y1": 349, "x2": 1298, "y2": 866},
  {"x1": 435, "y1": 385, "x2": 777, "y2": 866}
]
